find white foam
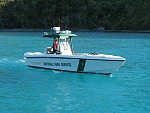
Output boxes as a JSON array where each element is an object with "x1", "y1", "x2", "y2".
[
  {"x1": 0, "y1": 58, "x2": 9, "y2": 63},
  {"x1": 52, "y1": 70, "x2": 62, "y2": 74},
  {"x1": 17, "y1": 59, "x2": 25, "y2": 63},
  {"x1": 0, "y1": 58, "x2": 25, "y2": 64}
]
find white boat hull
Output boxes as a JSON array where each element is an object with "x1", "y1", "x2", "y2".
[{"x1": 24, "y1": 52, "x2": 126, "y2": 75}]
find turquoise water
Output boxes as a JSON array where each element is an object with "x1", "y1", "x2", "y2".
[{"x1": 0, "y1": 31, "x2": 150, "y2": 113}]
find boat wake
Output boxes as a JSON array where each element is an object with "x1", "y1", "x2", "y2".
[
  {"x1": 52, "y1": 70, "x2": 62, "y2": 74},
  {"x1": 0, "y1": 58, "x2": 25, "y2": 64},
  {"x1": 17, "y1": 59, "x2": 25, "y2": 63},
  {"x1": 0, "y1": 58, "x2": 8, "y2": 63}
]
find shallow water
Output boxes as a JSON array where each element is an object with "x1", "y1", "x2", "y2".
[{"x1": 0, "y1": 31, "x2": 150, "y2": 113}]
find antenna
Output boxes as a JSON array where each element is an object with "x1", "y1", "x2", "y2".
[{"x1": 59, "y1": 18, "x2": 61, "y2": 28}]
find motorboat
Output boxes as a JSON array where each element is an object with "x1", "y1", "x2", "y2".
[{"x1": 24, "y1": 27, "x2": 126, "y2": 75}]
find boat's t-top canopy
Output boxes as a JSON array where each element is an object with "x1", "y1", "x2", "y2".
[
  {"x1": 43, "y1": 27, "x2": 77, "y2": 55},
  {"x1": 43, "y1": 27, "x2": 77, "y2": 39}
]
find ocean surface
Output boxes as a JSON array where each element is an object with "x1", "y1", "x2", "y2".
[{"x1": 0, "y1": 31, "x2": 150, "y2": 113}]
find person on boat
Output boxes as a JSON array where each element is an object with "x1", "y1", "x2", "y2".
[
  {"x1": 52, "y1": 38, "x2": 58, "y2": 53},
  {"x1": 47, "y1": 39, "x2": 58, "y2": 54}
]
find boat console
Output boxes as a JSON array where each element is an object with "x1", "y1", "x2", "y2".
[{"x1": 43, "y1": 27, "x2": 77, "y2": 55}]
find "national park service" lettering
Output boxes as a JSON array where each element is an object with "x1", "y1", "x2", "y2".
[{"x1": 43, "y1": 62, "x2": 71, "y2": 66}]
